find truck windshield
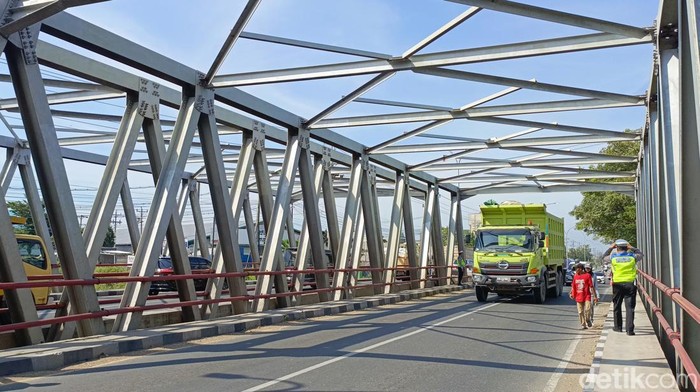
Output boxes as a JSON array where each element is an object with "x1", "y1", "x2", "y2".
[{"x1": 475, "y1": 229, "x2": 534, "y2": 251}]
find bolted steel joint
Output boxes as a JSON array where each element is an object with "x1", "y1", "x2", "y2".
[
  {"x1": 137, "y1": 78, "x2": 161, "y2": 119},
  {"x1": 658, "y1": 23, "x2": 678, "y2": 48},
  {"x1": 194, "y1": 72, "x2": 215, "y2": 115},
  {"x1": 321, "y1": 146, "x2": 333, "y2": 170},
  {"x1": 252, "y1": 121, "x2": 266, "y2": 151},
  {"x1": 298, "y1": 128, "x2": 311, "y2": 150}
]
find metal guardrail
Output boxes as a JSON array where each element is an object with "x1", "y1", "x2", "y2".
[
  {"x1": 638, "y1": 270, "x2": 699, "y2": 391},
  {"x1": 0, "y1": 265, "x2": 450, "y2": 334}
]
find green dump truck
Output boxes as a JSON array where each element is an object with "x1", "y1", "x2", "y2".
[{"x1": 471, "y1": 203, "x2": 565, "y2": 304}]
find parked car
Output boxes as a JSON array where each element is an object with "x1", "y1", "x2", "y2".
[
  {"x1": 595, "y1": 271, "x2": 606, "y2": 284},
  {"x1": 149, "y1": 256, "x2": 212, "y2": 294},
  {"x1": 565, "y1": 268, "x2": 575, "y2": 286}
]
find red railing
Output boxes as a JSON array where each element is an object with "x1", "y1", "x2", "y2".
[
  {"x1": 638, "y1": 270, "x2": 699, "y2": 391},
  {"x1": 0, "y1": 265, "x2": 452, "y2": 334}
]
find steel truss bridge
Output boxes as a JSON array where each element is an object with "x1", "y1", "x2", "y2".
[{"x1": 0, "y1": 0, "x2": 698, "y2": 386}]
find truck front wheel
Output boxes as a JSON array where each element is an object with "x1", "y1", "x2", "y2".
[
  {"x1": 533, "y1": 277, "x2": 546, "y2": 304},
  {"x1": 475, "y1": 286, "x2": 489, "y2": 302}
]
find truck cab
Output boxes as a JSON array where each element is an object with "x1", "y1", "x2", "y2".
[{"x1": 471, "y1": 203, "x2": 565, "y2": 304}]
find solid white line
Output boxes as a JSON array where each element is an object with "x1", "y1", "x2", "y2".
[
  {"x1": 542, "y1": 333, "x2": 583, "y2": 392},
  {"x1": 241, "y1": 301, "x2": 502, "y2": 392}
]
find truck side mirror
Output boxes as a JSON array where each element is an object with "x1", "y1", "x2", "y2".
[
  {"x1": 465, "y1": 234, "x2": 471, "y2": 244},
  {"x1": 539, "y1": 232, "x2": 546, "y2": 240},
  {"x1": 539, "y1": 240, "x2": 545, "y2": 248}
]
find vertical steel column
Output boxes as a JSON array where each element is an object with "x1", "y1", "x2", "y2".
[
  {"x1": 680, "y1": 0, "x2": 700, "y2": 376},
  {"x1": 360, "y1": 162, "x2": 385, "y2": 294},
  {"x1": 403, "y1": 180, "x2": 420, "y2": 290},
  {"x1": 49, "y1": 91, "x2": 146, "y2": 341},
  {"x1": 113, "y1": 95, "x2": 201, "y2": 332},
  {"x1": 189, "y1": 182, "x2": 210, "y2": 260},
  {"x1": 418, "y1": 185, "x2": 436, "y2": 288},
  {"x1": 296, "y1": 149, "x2": 330, "y2": 302},
  {"x1": 252, "y1": 128, "x2": 302, "y2": 311},
  {"x1": 383, "y1": 172, "x2": 405, "y2": 294},
  {"x1": 203, "y1": 126, "x2": 257, "y2": 318},
  {"x1": 431, "y1": 189, "x2": 447, "y2": 285},
  {"x1": 347, "y1": 207, "x2": 365, "y2": 298},
  {"x1": 121, "y1": 179, "x2": 141, "y2": 251},
  {"x1": 649, "y1": 108, "x2": 663, "y2": 313},
  {"x1": 456, "y1": 198, "x2": 466, "y2": 256},
  {"x1": 198, "y1": 111, "x2": 248, "y2": 315},
  {"x1": 446, "y1": 193, "x2": 459, "y2": 284},
  {"x1": 331, "y1": 156, "x2": 363, "y2": 301},
  {"x1": 320, "y1": 148, "x2": 340, "y2": 268},
  {"x1": 657, "y1": 38, "x2": 683, "y2": 341},
  {"x1": 5, "y1": 33, "x2": 104, "y2": 336}
]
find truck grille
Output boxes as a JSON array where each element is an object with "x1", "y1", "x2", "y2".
[{"x1": 479, "y1": 262, "x2": 529, "y2": 275}]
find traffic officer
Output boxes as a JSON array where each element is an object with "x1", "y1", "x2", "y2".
[{"x1": 603, "y1": 239, "x2": 643, "y2": 335}]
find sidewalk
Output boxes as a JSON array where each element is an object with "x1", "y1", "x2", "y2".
[{"x1": 584, "y1": 293, "x2": 679, "y2": 392}]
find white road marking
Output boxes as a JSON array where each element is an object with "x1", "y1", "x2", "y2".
[
  {"x1": 542, "y1": 333, "x2": 583, "y2": 392},
  {"x1": 242, "y1": 301, "x2": 502, "y2": 392}
]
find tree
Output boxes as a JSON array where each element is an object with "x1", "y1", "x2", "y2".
[
  {"x1": 103, "y1": 226, "x2": 116, "y2": 247},
  {"x1": 441, "y1": 227, "x2": 472, "y2": 247},
  {"x1": 9, "y1": 199, "x2": 116, "y2": 247},
  {"x1": 7, "y1": 200, "x2": 36, "y2": 234},
  {"x1": 568, "y1": 244, "x2": 592, "y2": 262},
  {"x1": 570, "y1": 134, "x2": 639, "y2": 246}
]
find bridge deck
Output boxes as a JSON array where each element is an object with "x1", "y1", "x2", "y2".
[{"x1": 0, "y1": 286, "x2": 678, "y2": 391}]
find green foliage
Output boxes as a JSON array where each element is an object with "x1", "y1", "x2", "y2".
[
  {"x1": 568, "y1": 244, "x2": 592, "y2": 261},
  {"x1": 94, "y1": 266, "x2": 129, "y2": 291},
  {"x1": 441, "y1": 227, "x2": 473, "y2": 247},
  {"x1": 483, "y1": 199, "x2": 499, "y2": 206},
  {"x1": 8, "y1": 200, "x2": 35, "y2": 234},
  {"x1": 570, "y1": 133, "x2": 639, "y2": 246},
  {"x1": 103, "y1": 226, "x2": 116, "y2": 247}
]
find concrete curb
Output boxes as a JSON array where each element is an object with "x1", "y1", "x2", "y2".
[{"x1": 1, "y1": 285, "x2": 463, "y2": 377}]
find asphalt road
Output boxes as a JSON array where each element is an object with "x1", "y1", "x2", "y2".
[{"x1": 3, "y1": 287, "x2": 601, "y2": 392}]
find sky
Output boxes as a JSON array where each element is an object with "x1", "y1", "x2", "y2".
[{"x1": 0, "y1": 1, "x2": 661, "y2": 253}]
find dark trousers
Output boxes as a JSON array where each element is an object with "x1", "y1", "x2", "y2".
[
  {"x1": 457, "y1": 267, "x2": 464, "y2": 285},
  {"x1": 612, "y1": 282, "x2": 637, "y2": 332}
]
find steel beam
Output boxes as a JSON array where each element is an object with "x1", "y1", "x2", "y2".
[
  {"x1": 252, "y1": 128, "x2": 301, "y2": 311},
  {"x1": 415, "y1": 67, "x2": 643, "y2": 103},
  {"x1": 212, "y1": 32, "x2": 650, "y2": 87},
  {"x1": 5, "y1": 37, "x2": 104, "y2": 336},
  {"x1": 204, "y1": 0, "x2": 261, "y2": 84},
  {"x1": 360, "y1": 164, "x2": 385, "y2": 294},
  {"x1": 374, "y1": 134, "x2": 638, "y2": 154},
  {"x1": 311, "y1": 98, "x2": 641, "y2": 129},
  {"x1": 402, "y1": 180, "x2": 420, "y2": 290},
  {"x1": 431, "y1": 188, "x2": 447, "y2": 285},
  {"x1": 418, "y1": 185, "x2": 436, "y2": 288},
  {"x1": 447, "y1": 0, "x2": 649, "y2": 38},
  {"x1": 198, "y1": 111, "x2": 248, "y2": 315},
  {"x1": 296, "y1": 146, "x2": 331, "y2": 301},
  {"x1": 331, "y1": 157, "x2": 363, "y2": 301},
  {"x1": 113, "y1": 97, "x2": 200, "y2": 332},
  {"x1": 383, "y1": 173, "x2": 405, "y2": 294},
  {"x1": 680, "y1": 0, "x2": 700, "y2": 375}
]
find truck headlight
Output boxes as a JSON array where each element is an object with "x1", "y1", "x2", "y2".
[
  {"x1": 473, "y1": 274, "x2": 484, "y2": 283},
  {"x1": 526, "y1": 276, "x2": 537, "y2": 282}
]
